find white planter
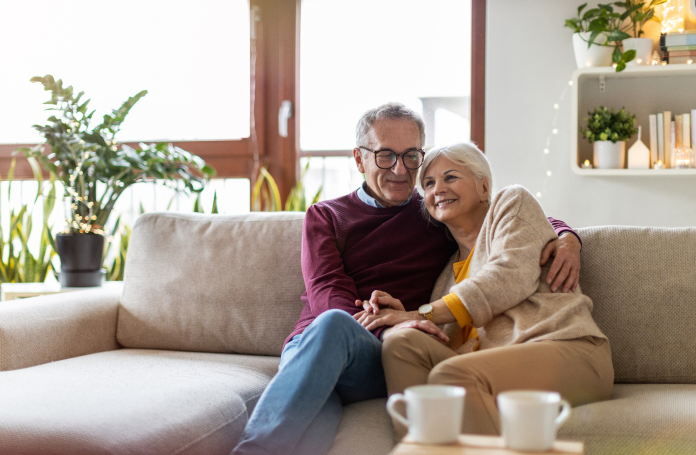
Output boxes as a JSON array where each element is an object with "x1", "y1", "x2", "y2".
[
  {"x1": 623, "y1": 37, "x2": 653, "y2": 66},
  {"x1": 572, "y1": 32, "x2": 614, "y2": 68},
  {"x1": 593, "y1": 141, "x2": 626, "y2": 169}
]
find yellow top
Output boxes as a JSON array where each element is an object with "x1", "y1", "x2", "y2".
[{"x1": 442, "y1": 247, "x2": 479, "y2": 350}]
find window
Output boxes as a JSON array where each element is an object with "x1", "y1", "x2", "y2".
[
  {"x1": 300, "y1": 0, "x2": 474, "y2": 200},
  {"x1": 0, "y1": 0, "x2": 250, "y2": 143},
  {"x1": 1, "y1": 0, "x2": 486, "y2": 205}
]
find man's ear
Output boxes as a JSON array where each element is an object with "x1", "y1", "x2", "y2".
[{"x1": 353, "y1": 148, "x2": 366, "y2": 174}]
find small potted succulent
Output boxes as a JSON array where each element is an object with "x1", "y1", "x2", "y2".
[
  {"x1": 18, "y1": 75, "x2": 215, "y2": 287},
  {"x1": 581, "y1": 106, "x2": 638, "y2": 169},
  {"x1": 619, "y1": 0, "x2": 666, "y2": 65},
  {"x1": 565, "y1": 3, "x2": 636, "y2": 71}
]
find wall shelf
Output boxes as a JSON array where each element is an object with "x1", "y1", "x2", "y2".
[{"x1": 571, "y1": 64, "x2": 696, "y2": 176}]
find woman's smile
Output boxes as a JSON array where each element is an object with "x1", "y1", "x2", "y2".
[{"x1": 435, "y1": 198, "x2": 458, "y2": 209}]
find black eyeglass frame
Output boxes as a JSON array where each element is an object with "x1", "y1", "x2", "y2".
[{"x1": 358, "y1": 146, "x2": 425, "y2": 170}]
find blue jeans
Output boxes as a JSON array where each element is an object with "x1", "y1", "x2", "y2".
[{"x1": 232, "y1": 310, "x2": 387, "y2": 455}]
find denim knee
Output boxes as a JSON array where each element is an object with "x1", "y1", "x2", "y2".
[{"x1": 310, "y1": 309, "x2": 361, "y2": 339}]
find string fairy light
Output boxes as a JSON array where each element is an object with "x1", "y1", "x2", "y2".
[{"x1": 536, "y1": 78, "x2": 572, "y2": 200}]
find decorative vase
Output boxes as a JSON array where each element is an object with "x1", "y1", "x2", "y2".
[
  {"x1": 593, "y1": 141, "x2": 626, "y2": 169},
  {"x1": 56, "y1": 233, "x2": 106, "y2": 287},
  {"x1": 572, "y1": 32, "x2": 614, "y2": 68},
  {"x1": 623, "y1": 38, "x2": 653, "y2": 66}
]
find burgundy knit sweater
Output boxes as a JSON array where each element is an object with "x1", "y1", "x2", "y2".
[{"x1": 286, "y1": 189, "x2": 577, "y2": 345}]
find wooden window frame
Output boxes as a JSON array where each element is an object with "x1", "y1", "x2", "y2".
[{"x1": 1, "y1": 0, "x2": 484, "y2": 203}]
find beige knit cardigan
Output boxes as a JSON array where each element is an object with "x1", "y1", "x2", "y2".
[{"x1": 430, "y1": 185, "x2": 606, "y2": 351}]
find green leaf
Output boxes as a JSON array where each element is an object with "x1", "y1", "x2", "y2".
[
  {"x1": 211, "y1": 191, "x2": 218, "y2": 214},
  {"x1": 607, "y1": 29, "x2": 631, "y2": 42},
  {"x1": 612, "y1": 46, "x2": 623, "y2": 63},
  {"x1": 578, "y1": 3, "x2": 588, "y2": 16}
]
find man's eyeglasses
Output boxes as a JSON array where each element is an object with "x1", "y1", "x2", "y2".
[{"x1": 358, "y1": 146, "x2": 425, "y2": 170}]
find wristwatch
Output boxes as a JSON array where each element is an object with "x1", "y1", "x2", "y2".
[{"x1": 418, "y1": 304, "x2": 434, "y2": 322}]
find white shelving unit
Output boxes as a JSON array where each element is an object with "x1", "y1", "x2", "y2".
[{"x1": 571, "y1": 64, "x2": 696, "y2": 176}]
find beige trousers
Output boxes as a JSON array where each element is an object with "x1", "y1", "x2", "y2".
[{"x1": 382, "y1": 329, "x2": 614, "y2": 438}]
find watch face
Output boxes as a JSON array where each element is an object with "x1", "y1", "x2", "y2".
[{"x1": 419, "y1": 303, "x2": 433, "y2": 314}]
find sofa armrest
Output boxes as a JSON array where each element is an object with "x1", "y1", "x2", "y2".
[{"x1": 0, "y1": 286, "x2": 122, "y2": 371}]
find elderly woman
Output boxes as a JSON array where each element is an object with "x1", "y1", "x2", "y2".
[{"x1": 354, "y1": 142, "x2": 613, "y2": 436}]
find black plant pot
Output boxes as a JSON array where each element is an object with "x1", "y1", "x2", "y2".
[{"x1": 56, "y1": 233, "x2": 106, "y2": 287}]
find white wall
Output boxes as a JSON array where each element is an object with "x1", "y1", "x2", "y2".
[{"x1": 486, "y1": 0, "x2": 696, "y2": 228}]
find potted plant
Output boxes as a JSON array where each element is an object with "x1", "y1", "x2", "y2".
[
  {"x1": 618, "y1": 0, "x2": 666, "y2": 65},
  {"x1": 17, "y1": 75, "x2": 215, "y2": 287},
  {"x1": 581, "y1": 106, "x2": 638, "y2": 169},
  {"x1": 565, "y1": 3, "x2": 636, "y2": 71}
]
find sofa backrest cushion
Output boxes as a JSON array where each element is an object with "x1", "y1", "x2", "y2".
[
  {"x1": 117, "y1": 212, "x2": 306, "y2": 356},
  {"x1": 577, "y1": 226, "x2": 696, "y2": 384}
]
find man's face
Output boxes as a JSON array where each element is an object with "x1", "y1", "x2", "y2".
[{"x1": 353, "y1": 118, "x2": 421, "y2": 207}]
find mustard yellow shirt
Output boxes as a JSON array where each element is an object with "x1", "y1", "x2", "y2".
[{"x1": 442, "y1": 248, "x2": 479, "y2": 350}]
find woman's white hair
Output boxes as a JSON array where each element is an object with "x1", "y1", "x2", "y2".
[{"x1": 418, "y1": 142, "x2": 494, "y2": 205}]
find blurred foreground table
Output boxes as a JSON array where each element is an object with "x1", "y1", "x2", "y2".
[{"x1": 389, "y1": 434, "x2": 583, "y2": 455}]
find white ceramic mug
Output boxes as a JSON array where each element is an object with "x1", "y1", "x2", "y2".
[
  {"x1": 386, "y1": 385, "x2": 465, "y2": 444},
  {"x1": 497, "y1": 391, "x2": 571, "y2": 451}
]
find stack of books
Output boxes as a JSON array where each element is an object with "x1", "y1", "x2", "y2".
[
  {"x1": 647, "y1": 111, "x2": 695, "y2": 168},
  {"x1": 660, "y1": 31, "x2": 696, "y2": 64}
]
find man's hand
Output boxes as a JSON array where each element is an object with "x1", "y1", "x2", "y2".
[
  {"x1": 540, "y1": 233, "x2": 581, "y2": 293},
  {"x1": 353, "y1": 308, "x2": 419, "y2": 331},
  {"x1": 354, "y1": 290, "x2": 406, "y2": 315},
  {"x1": 382, "y1": 320, "x2": 450, "y2": 343}
]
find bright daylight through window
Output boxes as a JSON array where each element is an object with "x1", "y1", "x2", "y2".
[{"x1": 299, "y1": 0, "x2": 472, "y2": 201}]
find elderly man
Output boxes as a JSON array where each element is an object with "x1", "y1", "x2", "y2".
[{"x1": 232, "y1": 103, "x2": 581, "y2": 455}]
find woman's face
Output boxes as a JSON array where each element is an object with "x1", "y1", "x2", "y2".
[{"x1": 422, "y1": 156, "x2": 489, "y2": 227}]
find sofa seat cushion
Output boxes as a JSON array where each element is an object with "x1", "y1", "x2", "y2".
[
  {"x1": 0, "y1": 349, "x2": 280, "y2": 455},
  {"x1": 559, "y1": 384, "x2": 696, "y2": 455},
  {"x1": 328, "y1": 399, "x2": 395, "y2": 455}
]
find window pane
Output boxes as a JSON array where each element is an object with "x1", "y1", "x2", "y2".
[
  {"x1": 0, "y1": 0, "x2": 250, "y2": 143},
  {"x1": 300, "y1": 0, "x2": 471, "y2": 150}
]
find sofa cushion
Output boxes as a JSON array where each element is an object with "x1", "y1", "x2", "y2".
[
  {"x1": 327, "y1": 399, "x2": 395, "y2": 455},
  {"x1": 577, "y1": 226, "x2": 696, "y2": 383},
  {"x1": 0, "y1": 349, "x2": 280, "y2": 455},
  {"x1": 559, "y1": 384, "x2": 696, "y2": 455},
  {"x1": 117, "y1": 212, "x2": 306, "y2": 356}
]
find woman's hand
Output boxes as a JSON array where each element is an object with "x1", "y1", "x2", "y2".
[
  {"x1": 383, "y1": 320, "x2": 450, "y2": 343},
  {"x1": 540, "y1": 233, "x2": 582, "y2": 293},
  {"x1": 353, "y1": 308, "x2": 419, "y2": 331},
  {"x1": 354, "y1": 290, "x2": 406, "y2": 315}
]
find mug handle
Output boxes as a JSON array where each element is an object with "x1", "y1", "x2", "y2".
[
  {"x1": 555, "y1": 399, "x2": 572, "y2": 429},
  {"x1": 386, "y1": 394, "x2": 409, "y2": 429}
]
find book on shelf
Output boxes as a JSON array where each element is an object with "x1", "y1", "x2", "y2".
[
  {"x1": 676, "y1": 115, "x2": 683, "y2": 149},
  {"x1": 671, "y1": 120, "x2": 676, "y2": 164},
  {"x1": 664, "y1": 56, "x2": 696, "y2": 64},
  {"x1": 684, "y1": 114, "x2": 692, "y2": 148},
  {"x1": 663, "y1": 50, "x2": 696, "y2": 57},
  {"x1": 649, "y1": 114, "x2": 658, "y2": 167},
  {"x1": 692, "y1": 110, "x2": 696, "y2": 150},
  {"x1": 661, "y1": 45, "x2": 696, "y2": 52},
  {"x1": 657, "y1": 112, "x2": 665, "y2": 164},
  {"x1": 664, "y1": 111, "x2": 672, "y2": 168},
  {"x1": 660, "y1": 32, "x2": 696, "y2": 47}
]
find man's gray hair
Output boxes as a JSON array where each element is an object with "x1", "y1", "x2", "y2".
[
  {"x1": 355, "y1": 102, "x2": 426, "y2": 148},
  {"x1": 418, "y1": 142, "x2": 494, "y2": 205}
]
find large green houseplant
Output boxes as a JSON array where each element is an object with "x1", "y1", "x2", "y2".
[
  {"x1": 565, "y1": 3, "x2": 637, "y2": 71},
  {"x1": 18, "y1": 75, "x2": 215, "y2": 286}
]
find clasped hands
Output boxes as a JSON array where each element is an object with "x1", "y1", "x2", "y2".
[{"x1": 353, "y1": 291, "x2": 450, "y2": 343}]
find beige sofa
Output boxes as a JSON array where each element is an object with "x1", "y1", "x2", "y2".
[{"x1": 0, "y1": 212, "x2": 694, "y2": 455}]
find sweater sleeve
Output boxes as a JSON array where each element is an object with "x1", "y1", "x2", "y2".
[
  {"x1": 450, "y1": 189, "x2": 555, "y2": 328},
  {"x1": 547, "y1": 217, "x2": 582, "y2": 246},
  {"x1": 301, "y1": 205, "x2": 383, "y2": 338}
]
